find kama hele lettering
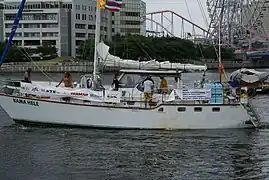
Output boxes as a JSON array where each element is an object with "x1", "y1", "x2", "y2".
[{"x1": 13, "y1": 98, "x2": 39, "y2": 106}]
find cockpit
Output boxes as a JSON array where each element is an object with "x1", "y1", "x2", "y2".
[{"x1": 117, "y1": 69, "x2": 182, "y2": 93}]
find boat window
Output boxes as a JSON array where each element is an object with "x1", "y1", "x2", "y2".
[
  {"x1": 212, "y1": 107, "x2": 220, "y2": 112},
  {"x1": 177, "y1": 107, "x2": 186, "y2": 112},
  {"x1": 119, "y1": 73, "x2": 178, "y2": 90},
  {"x1": 8, "y1": 81, "x2": 21, "y2": 87},
  {"x1": 194, "y1": 107, "x2": 202, "y2": 112},
  {"x1": 119, "y1": 74, "x2": 144, "y2": 88},
  {"x1": 158, "y1": 107, "x2": 164, "y2": 112}
]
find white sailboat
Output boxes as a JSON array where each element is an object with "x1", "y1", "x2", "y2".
[{"x1": 0, "y1": 0, "x2": 261, "y2": 129}]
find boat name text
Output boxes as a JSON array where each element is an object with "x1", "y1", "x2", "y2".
[{"x1": 13, "y1": 98, "x2": 39, "y2": 106}]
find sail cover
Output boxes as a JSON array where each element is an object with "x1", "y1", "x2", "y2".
[
  {"x1": 230, "y1": 68, "x2": 269, "y2": 83},
  {"x1": 96, "y1": 42, "x2": 207, "y2": 71}
]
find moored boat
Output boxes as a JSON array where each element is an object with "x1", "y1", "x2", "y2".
[
  {"x1": 230, "y1": 68, "x2": 269, "y2": 96},
  {"x1": 0, "y1": 0, "x2": 261, "y2": 130}
]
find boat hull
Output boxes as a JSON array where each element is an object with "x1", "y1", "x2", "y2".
[{"x1": 0, "y1": 94, "x2": 253, "y2": 129}]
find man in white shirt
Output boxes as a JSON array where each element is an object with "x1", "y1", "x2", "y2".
[{"x1": 143, "y1": 76, "x2": 154, "y2": 108}]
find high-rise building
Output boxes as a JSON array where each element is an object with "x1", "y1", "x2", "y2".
[
  {"x1": 0, "y1": 0, "x2": 146, "y2": 58},
  {"x1": 112, "y1": 0, "x2": 146, "y2": 36}
]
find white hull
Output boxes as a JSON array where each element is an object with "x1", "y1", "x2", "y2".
[{"x1": 0, "y1": 94, "x2": 253, "y2": 129}]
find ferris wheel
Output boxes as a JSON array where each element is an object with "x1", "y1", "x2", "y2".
[{"x1": 206, "y1": 0, "x2": 269, "y2": 45}]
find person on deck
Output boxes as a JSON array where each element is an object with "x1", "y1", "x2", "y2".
[
  {"x1": 56, "y1": 72, "x2": 73, "y2": 88},
  {"x1": 126, "y1": 76, "x2": 134, "y2": 88},
  {"x1": 143, "y1": 75, "x2": 154, "y2": 108},
  {"x1": 112, "y1": 73, "x2": 120, "y2": 91},
  {"x1": 23, "y1": 68, "x2": 32, "y2": 83},
  {"x1": 159, "y1": 76, "x2": 168, "y2": 94}
]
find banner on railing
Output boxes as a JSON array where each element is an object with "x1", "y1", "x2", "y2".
[
  {"x1": 166, "y1": 88, "x2": 211, "y2": 102},
  {"x1": 104, "y1": 91, "x2": 121, "y2": 103},
  {"x1": 179, "y1": 89, "x2": 211, "y2": 101},
  {"x1": 20, "y1": 82, "x2": 121, "y2": 103},
  {"x1": 170, "y1": 89, "x2": 211, "y2": 101}
]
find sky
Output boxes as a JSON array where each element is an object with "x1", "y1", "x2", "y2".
[{"x1": 143, "y1": 0, "x2": 210, "y2": 36}]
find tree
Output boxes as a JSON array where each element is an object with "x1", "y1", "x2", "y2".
[
  {"x1": 37, "y1": 42, "x2": 58, "y2": 60},
  {"x1": 0, "y1": 42, "x2": 30, "y2": 62},
  {"x1": 76, "y1": 35, "x2": 235, "y2": 63},
  {"x1": 77, "y1": 39, "x2": 95, "y2": 61}
]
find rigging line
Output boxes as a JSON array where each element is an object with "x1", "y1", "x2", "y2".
[
  {"x1": 197, "y1": 0, "x2": 209, "y2": 27},
  {"x1": 184, "y1": 0, "x2": 205, "y2": 59},
  {"x1": 184, "y1": 0, "x2": 193, "y2": 22},
  {"x1": 133, "y1": 36, "x2": 159, "y2": 58},
  {"x1": 82, "y1": 40, "x2": 88, "y2": 60},
  {"x1": 184, "y1": 0, "x2": 196, "y2": 36},
  {"x1": 130, "y1": 36, "x2": 152, "y2": 60},
  {"x1": 16, "y1": 46, "x2": 56, "y2": 82}
]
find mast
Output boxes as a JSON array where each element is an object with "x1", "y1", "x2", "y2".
[
  {"x1": 218, "y1": 20, "x2": 223, "y2": 83},
  {"x1": 93, "y1": 0, "x2": 102, "y2": 81},
  {"x1": 0, "y1": 0, "x2": 26, "y2": 65}
]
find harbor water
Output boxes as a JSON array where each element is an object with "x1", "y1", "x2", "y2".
[{"x1": 1, "y1": 71, "x2": 269, "y2": 179}]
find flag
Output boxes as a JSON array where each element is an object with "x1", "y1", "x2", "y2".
[
  {"x1": 105, "y1": 0, "x2": 123, "y2": 12},
  {"x1": 97, "y1": 0, "x2": 106, "y2": 9}
]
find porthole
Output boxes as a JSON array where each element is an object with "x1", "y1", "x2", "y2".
[
  {"x1": 158, "y1": 107, "x2": 164, "y2": 112},
  {"x1": 177, "y1": 107, "x2": 186, "y2": 112},
  {"x1": 194, "y1": 107, "x2": 202, "y2": 112},
  {"x1": 212, "y1": 107, "x2": 220, "y2": 112}
]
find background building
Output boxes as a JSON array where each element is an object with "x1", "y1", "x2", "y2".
[
  {"x1": 112, "y1": 0, "x2": 146, "y2": 36},
  {"x1": 0, "y1": 0, "x2": 146, "y2": 58}
]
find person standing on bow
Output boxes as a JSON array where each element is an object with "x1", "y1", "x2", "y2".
[{"x1": 23, "y1": 68, "x2": 32, "y2": 83}]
